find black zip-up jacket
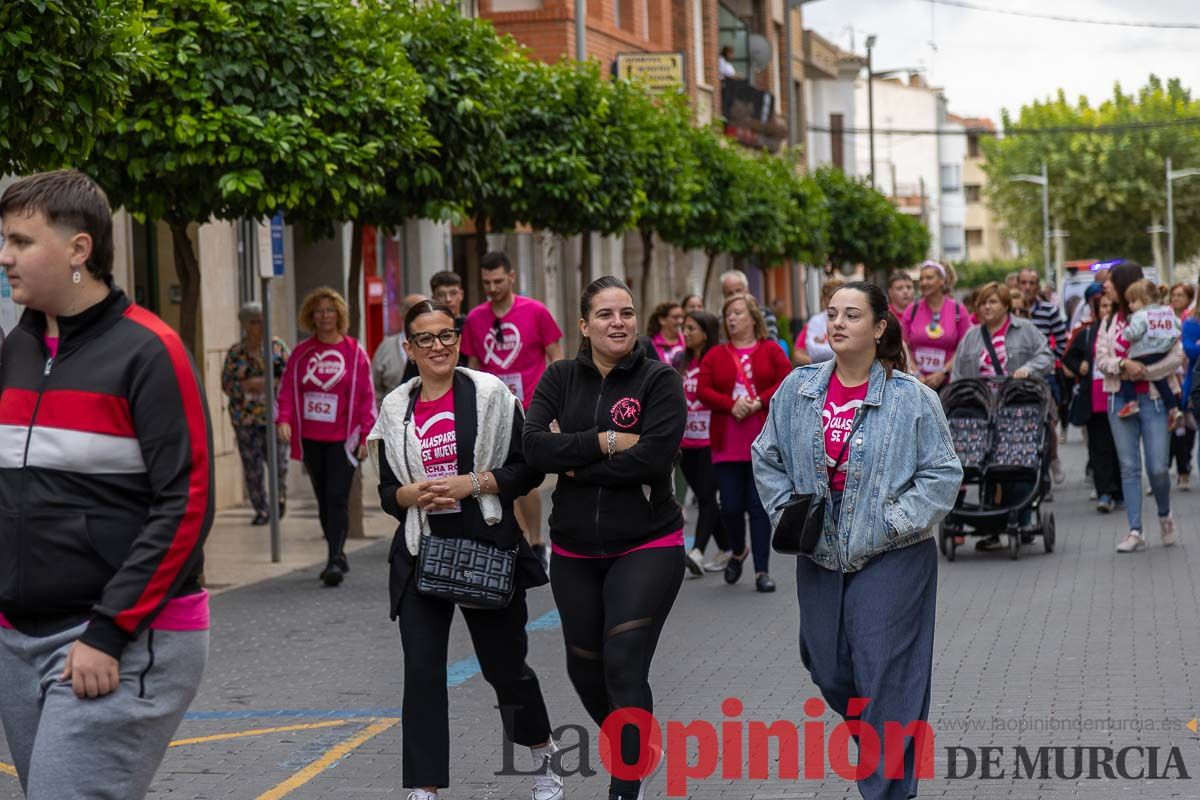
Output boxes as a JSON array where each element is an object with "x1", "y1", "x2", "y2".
[
  {"x1": 523, "y1": 344, "x2": 686, "y2": 555},
  {"x1": 377, "y1": 370, "x2": 547, "y2": 618},
  {"x1": 0, "y1": 288, "x2": 213, "y2": 657}
]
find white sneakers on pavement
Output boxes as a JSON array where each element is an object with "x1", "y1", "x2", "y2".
[
  {"x1": 531, "y1": 740, "x2": 565, "y2": 800},
  {"x1": 1116, "y1": 531, "x2": 1146, "y2": 553},
  {"x1": 685, "y1": 548, "x2": 705, "y2": 578},
  {"x1": 702, "y1": 550, "x2": 731, "y2": 572},
  {"x1": 1160, "y1": 515, "x2": 1177, "y2": 547},
  {"x1": 408, "y1": 791, "x2": 437, "y2": 800}
]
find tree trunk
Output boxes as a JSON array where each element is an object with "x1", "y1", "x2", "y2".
[
  {"x1": 701, "y1": 250, "x2": 717, "y2": 304},
  {"x1": 475, "y1": 211, "x2": 489, "y2": 264},
  {"x1": 347, "y1": 218, "x2": 364, "y2": 338},
  {"x1": 640, "y1": 228, "x2": 655, "y2": 313},
  {"x1": 168, "y1": 221, "x2": 203, "y2": 367}
]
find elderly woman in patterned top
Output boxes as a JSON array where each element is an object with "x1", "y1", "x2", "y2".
[{"x1": 221, "y1": 302, "x2": 290, "y2": 525}]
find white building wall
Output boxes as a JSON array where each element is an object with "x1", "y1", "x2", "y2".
[
  {"x1": 804, "y1": 66, "x2": 860, "y2": 174},
  {"x1": 939, "y1": 111, "x2": 968, "y2": 263}
]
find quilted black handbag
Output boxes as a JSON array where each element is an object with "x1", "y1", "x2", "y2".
[{"x1": 416, "y1": 533, "x2": 517, "y2": 609}]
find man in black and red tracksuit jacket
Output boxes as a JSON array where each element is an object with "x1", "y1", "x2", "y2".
[{"x1": 0, "y1": 169, "x2": 213, "y2": 798}]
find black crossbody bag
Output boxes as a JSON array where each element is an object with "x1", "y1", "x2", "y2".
[
  {"x1": 402, "y1": 391, "x2": 517, "y2": 610},
  {"x1": 772, "y1": 409, "x2": 867, "y2": 555}
]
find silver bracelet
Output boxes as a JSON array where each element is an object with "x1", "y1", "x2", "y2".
[
  {"x1": 468, "y1": 471, "x2": 482, "y2": 498},
  {"x1": 606, "y1": 429, "x2": 617, "y2": 458}
]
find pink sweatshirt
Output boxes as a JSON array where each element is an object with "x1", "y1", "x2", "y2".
[{"x1": 276, "y1": 336, "x2": 376, "y2": 461}]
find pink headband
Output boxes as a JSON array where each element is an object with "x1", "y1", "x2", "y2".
[{"x1": 920, "y1": 260, "x2": 947, "y2": 279}]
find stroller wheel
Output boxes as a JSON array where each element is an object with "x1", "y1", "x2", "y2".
[
  {"x1": 1043, "y1": 513, "x2": 1056, "y2": 554},
  {"x1": 1008, "y1": 533, "x2": 1021, "y2": 560}
]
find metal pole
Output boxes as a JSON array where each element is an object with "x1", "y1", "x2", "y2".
[
  {"x1": 1040, "y1": 161, "x2": 1051, "y2": 288},
  {"x1": 867, "y1": 45, "x2": 875, "y2": 189},
  {"x1": 251, "y1": 220, "x2": 282, "y2": 564},
  {"x1": 1167, "y1": 156, "x2": 1175, "y2": 286},
  {"x1": 575, "y1": 0, "x2": 586, "y2": 61}
]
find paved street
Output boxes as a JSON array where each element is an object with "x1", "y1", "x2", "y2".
[{"x1": 3, "y1": 435, "x2": 1200, "y2": 799}]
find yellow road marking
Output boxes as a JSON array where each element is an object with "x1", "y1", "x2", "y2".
[
  {"x1": 170, "y1": 719, "x2": 349, "y2": 747},
  {"x1": 256, "y1": 717, "x2": 400, "y2": 800},
  {"x1": 0, "y1": 762, "x2": 15, "y2": 777}
]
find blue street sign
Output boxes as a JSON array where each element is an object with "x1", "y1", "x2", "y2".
[{"x1": 270, "y1": 212, "x2": 285, "y2": 277}]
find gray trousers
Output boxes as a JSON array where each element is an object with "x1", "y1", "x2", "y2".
[{"x1": 0, "y1": 622, "x2": 207, "y2": 799}]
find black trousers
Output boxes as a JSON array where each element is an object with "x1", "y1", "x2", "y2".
[
  {"x1": 679, "y1": 447, "x2": 727, "y2": 554},
  {"x1": 301, "y1": 439, "x2": 356, "y2": 564},
  {"x1": 550, "y1": 547, "x2": 683, "y2": 796},
  {"x1": 1171, "y1": 425, "x2": 1195, "y2": 476},
  {"x1": 1085, "y1": 412, "x2": 1123, "y2": 501},
  {"x1": 398, "y1": 582, "x2": 551, "y2": 789}
]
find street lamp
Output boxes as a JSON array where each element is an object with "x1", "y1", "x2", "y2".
[
  {"x1": 784, "y1": 0, "x2": 823, "y2": 150},
  {"x1": 575, "y1": 0, "x2": 586, "y2": 60},
  {"x1": 865, "y1": 34, "x2": 876, "y2": 189},
  {"x1": 1009, "y1": 161, "x2": 1051, "y2": 287},
  {"x1": 1166, "y1": 156, "x2": 1200, "y2": 285}
]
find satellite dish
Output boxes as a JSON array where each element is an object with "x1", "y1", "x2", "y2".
[{"x1": 747, "y1": 34, "x2": 772, "y2": 73}]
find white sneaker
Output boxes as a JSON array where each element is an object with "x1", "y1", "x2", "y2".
[
  {"x1": 635, "y1": 745, "x2": 664, "y2": 800},
  {"x1": 1160, "y1": 515, "x2": 1177, "y2": 547},
  {"x1": 703, "y1": 550, "x2": 731, "y2": 572},
  {"x1": 1116, "y1": 532, "x2": 1146, "y2": 553},
  {"x1": 531, "y1": 741, "x2": 565, "y2": 800},
  {"x1": 407, "y1": 792, "x2": 437, "y2": 800}
]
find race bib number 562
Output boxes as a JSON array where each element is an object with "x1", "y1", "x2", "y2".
[{"x1": 303, "y1": 392, "x2": 338, "y2": 423}]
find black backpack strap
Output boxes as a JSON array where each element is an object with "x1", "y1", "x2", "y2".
[{"x1": 981, "y1": 327, "x2": 1005, "y2": 376}]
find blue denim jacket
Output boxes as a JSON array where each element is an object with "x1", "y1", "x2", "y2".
[{"x1": 751, "y1": 360, "x2": 963, "y2": 572}]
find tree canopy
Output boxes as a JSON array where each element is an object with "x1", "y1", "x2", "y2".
[
  {"x1": 813, "y1": 166, "x2": 930, "y2": 272},
  {"x1": 983, "y1": 76, "x2": 1200, "y2": 267},
  {"x1": 1, "y1": 0, "x2": 153, "y2": 173}
]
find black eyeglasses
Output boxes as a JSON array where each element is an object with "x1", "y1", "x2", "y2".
[
  {"x1": 492, "y1": 317, "x2": 505, "y2": 344},
  {"x1": 411, "y1": 329, "x2": 461, "y2": 349}
]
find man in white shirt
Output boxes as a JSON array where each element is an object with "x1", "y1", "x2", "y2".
[{"x1": 719, "y1": 46, "x2": 738, "y2": 79}]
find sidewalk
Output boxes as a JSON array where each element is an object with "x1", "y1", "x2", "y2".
[{"x1": 201, "y1": 465, "x2": 557, "y2": 593}]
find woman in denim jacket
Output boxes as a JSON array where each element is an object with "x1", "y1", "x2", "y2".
[{"x1": 752, "y1": 282, "x2": 962, "y2": 800}]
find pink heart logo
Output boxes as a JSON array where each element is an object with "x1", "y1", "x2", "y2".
[
  {"x1": 302, "y1": 349, "x2": 347, "y2": 391},
  {"x1": 483, "y1": 322, "x2": 522, "y2": 370}
]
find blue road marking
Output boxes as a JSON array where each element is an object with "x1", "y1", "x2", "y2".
[{"x1": 185, "y1": 541, "x2": 699, "y2": 721}]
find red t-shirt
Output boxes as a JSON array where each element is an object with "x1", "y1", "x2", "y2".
[
  {"x1": 459, "y1": 296, "x2": 563, "y2": 408},
  {"x1": 713, "y1": 345, "x2": 761, "y2": 463},
  {"x1": 413, "y1": 389, "x2": 460, "y2": 516},
  {"x1": 296, "y1": 337, "x2": 362, "y2": 442},
  {"x1": 978, "y1": 318, "x2": 1011, "y2": 377},
  {"x1": 823, "y1": 373, "x2": 868, "y2": 492},
  {"x1": 681, "y1": 356, "x2": 711, "y2": 450}
]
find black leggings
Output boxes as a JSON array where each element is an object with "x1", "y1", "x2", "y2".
[
  {"x1": 679, "y1": 447, "x2": 727, "y2": 554},
  {"x1": 301, "y1": 439, "x2": 356, "y2": 564},
  {"x1": 550, "y1": 546, "x2": 684, "y2": 796}
]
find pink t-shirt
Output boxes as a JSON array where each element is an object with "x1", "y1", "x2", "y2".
[
  {"x1": 296, "y1": 337, "x2": 362, "y2": 442},
  {"x1": 681, "y1": 356, "x2": 711, "y2": 450},
  {"x1": 823, "y1": 373, "x2": 868, "y2": 492},
  {"x1": 552, "y1": 529, "x2": 684, "y2": 559},
  {"x1": 978, "y1": 318, "x2": 1011, "y2": 377},
  {"x1": 44, "y1": 335, "x2": 59, "y2": 358},
  {"x1": 1090, "y1": 326, "x2": 1107, "y2": 413},
  {"x1": 713, "y1": 346, "x2": 762, "y2": 464},
  {"x1": 652, "y1": 333, "x2": 684, "y2": 364},
  {"x1": 0, "y1": 590, "x2": 210, "y2": 632},
  {"x1": 413, "y1": 389, "x2": 460, "y2": 515},
  {"x1": 460, "y1": 295, "x2": 563, "y2": 408},
  {"x1": 903, "y1": 299, "x2": 967, "y2": 376}
]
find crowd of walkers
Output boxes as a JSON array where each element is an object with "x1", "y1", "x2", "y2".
[{"x1": 0, "y1": 169, "x2": 1196, "y2": 800}]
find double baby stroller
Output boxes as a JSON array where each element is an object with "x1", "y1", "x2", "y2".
[{"x1": 938, "y1": 377, "x2": 1056, "y2": 561}]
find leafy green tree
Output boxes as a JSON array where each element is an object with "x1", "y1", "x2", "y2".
[
  {"x1": 1, "y1": 0, "x2": 153, "y2": 173},
  {"x1": 484, "y1": 60, "x2": 648, "y2": 274},
  {"x1": 755, "y1": 153, "x2": 829, "y2": 267},
  {"x1": 87, "y1": 0, "x2": 429, "y2": 360},
  {"x1": 814, "y1": 166, "x2": 929, "y2": 274},
  {"x1": 983, "y1": 76, "x2": 1200, "y2": 266},
  {"x1": 628, "y1": 91, "x2": 701, "y2": 311}
]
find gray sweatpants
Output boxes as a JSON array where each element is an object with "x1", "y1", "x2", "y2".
[{"x1": 0, "y1": 622, "x2": 207, "y2": 799}]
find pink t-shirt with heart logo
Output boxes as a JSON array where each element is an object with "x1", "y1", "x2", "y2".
[
  {"x1": 277, "y1": 335, "x2": 376, "y2": 460},
  {"x1": 460, "y1": 295, "x2": 563, "y2": 408}
]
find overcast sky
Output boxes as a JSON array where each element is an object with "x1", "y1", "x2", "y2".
[{"x1": 801, "y1": 0, "x2": 1200, "y2": 123}]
